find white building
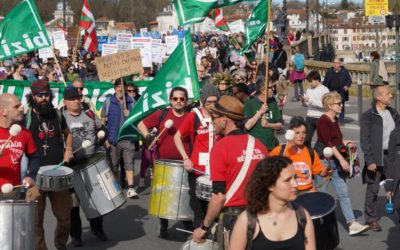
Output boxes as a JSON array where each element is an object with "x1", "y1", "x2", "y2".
[{"x1": 287, "y1": 9, "x2": 323, "y2": 32}]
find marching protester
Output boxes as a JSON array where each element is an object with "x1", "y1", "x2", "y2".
[
  {"x1": 101, "y1": 79, "x2": 138, "y2": 198},
  {"x1": 315, "y1": 92, "x2": 369, "y2": 236},
  {"x1": 0, "y1": 93, "x2": 39, "y2": 199},
  {"x1": 269, "y1": 116, "x2": 330, "y2": 193},
  {"x1": 244, "y1": 80, "x2": 284, "y2": 151},
  {"x1": 302, "y1": 70, "x2": 330, "y2": 146},
  {"x1": 174, "y1": 83, "x2": 220, "y2": 229},
  {"x1": 62, "y1": 86, "x2": 108, "y2": 246},
  {"x1": 229, "y1": 156, "x2": 316, "y2": 250},
  {"x1": 24, "y1": 80, "x2": 74, "y2": 250},
  {"x1": 191, "y1": 96, "x2": 268, "y2": 249},
  {"x1": 138, "y1": 87, "x2": 193, "y2": 238},
  {"x1": 323, "y1": 57, "x2": 352, "y2": 124},
  {"x1": 360, "y1": 83, "x2": 399, "y2": 231}
]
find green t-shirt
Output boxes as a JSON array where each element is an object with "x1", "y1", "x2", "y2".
[{"x1": 243, "y1": 96, "x2": 282, "y2": 151}]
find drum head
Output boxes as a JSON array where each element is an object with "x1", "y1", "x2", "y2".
[
  {"x1": 294, "y1": 192, "x2": 335, "y2": 218},
  {"x1": 156, "y1": 159, "x2": 184, "y2": 167},
  {"x1": 38, "y1": 165, "x2": 73, "y2": 176}
]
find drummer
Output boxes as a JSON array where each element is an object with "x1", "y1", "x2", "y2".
[
  {"x1": 62, "y1": 86, "x2": 108, "y2": 246},
  {"x1": 174, "y1": 83, "x2": 220, "y2": 228},
  {"x1": 269, "y1": 116, "x2": 330, "y2": 193},
  {"x1": 191, "y1": 96, "x2": 268, "y2": 249},
  {"x1": 0, "y1": 93, "x2": 39, "y2": 199},
  {"x1": 24, "y1": 80, "x2": 74, "y2": 250},
  {"x1": 138, "y1": 86, "x2": 193, "y2": 238}
]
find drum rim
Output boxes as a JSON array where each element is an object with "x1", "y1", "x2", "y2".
[
  {"x1": 295, "y1": 192, "x2": 337, "y2": 219},
  {"x1": 155, "y1": 159, "x2": 184, "y2": 165},
  {"x1": 0, "y1": 200, "x2": 38, "y2": 205}
]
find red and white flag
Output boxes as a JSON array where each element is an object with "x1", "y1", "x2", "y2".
[
  {"x1": 208, "y1": 8, "x2": 230, "y2": 33},
  {"x1": 79, "y1": 0, "x2": 97, "y2": 53}
]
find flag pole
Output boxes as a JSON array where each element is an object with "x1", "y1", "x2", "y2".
[
  {"x1": 73, "y1": 27, "x2": 81, "y2": 62},
  {"x1": 121, "y1": 77, "x2": 127, "y2": 111},
  {"x1": 264, "y1": 0, "x2": 272, "y2": 103},
  {"x1": 51, "y1": 45, "x2": 67, "y2": 86}
]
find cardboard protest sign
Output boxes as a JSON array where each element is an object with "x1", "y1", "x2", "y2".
[{"x1": 95, "y1": 49, "x2": 143, "y2": 81}]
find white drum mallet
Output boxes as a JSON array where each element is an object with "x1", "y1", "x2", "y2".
[
  {"x1": 0, "y1": 124, "x2": 22, "y2": 155},
  {"x1": 316, "y1": 147, "x2": 334, "y2": 191},
  {"x1": 97, "y1": 130, "x2": 105, "y2": 140},
  {"x1": 148, "y1": 119, "x2": 173, "y2": 149},
  {"x1": 51, "y1": 140, "x2": 93, "y2": 171},
  {"x1": 282, "y1": 129, "x2": 295, "y2": 155},
  {"x1": 1, "y1": 182, "x2": 29, "y2": 194}
]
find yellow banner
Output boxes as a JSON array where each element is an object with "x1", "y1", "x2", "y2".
[{"x1": 365, "y1": 0, "x2": 389, "y2": 16}]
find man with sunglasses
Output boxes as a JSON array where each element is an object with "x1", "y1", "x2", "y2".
[
  {"x1": 138, "y1": 86, "x2": 193, "y2": 238},
  {"x1": 24, "y1": 80, "x2": 74, "y2": 250},
  {"x1": 174, "y1": 83, "x2": 220, "y2": 229}
]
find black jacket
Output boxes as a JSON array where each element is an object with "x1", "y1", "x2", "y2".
[
  {"x1": 323, "y1": 66, "x2": 352, "y2": 101},
  {"x1": 360, "y1": 104, "x2": 399, "y2": 183},
  {"x1": 386, "y1": 120, "x2": 400, "y2": 209}
]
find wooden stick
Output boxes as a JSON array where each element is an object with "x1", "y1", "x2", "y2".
[
  {"x1": 51, "y1": 45, "x2": 67, "y2": 86},
  {"x1": 74, "y1": 27, "x2": 81, "y2": 60},
  {"x1": 121, "y1": 78, "x2": 127, "y2": 111},
  {"x1": 148, "y1": 127, "x2": 168, "y2": 149},
  {"x1": 264, "y1": 0, "x2": 272, "y2": 103},
  {"x1": 0, "y1": 135, "x2": 12, "y2": 155}
]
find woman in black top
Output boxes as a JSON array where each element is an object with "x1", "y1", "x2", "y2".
[{"x1": 229, "y1": 156, "x2": 316, "y2": 250}]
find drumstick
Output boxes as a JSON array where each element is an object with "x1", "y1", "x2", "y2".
[
  {"x1": 51, "y1": 140, "x2": 93, "y2": 171},
  {"x1": 0, "y1": 124, "x2": 22, "y2": 155},
  {"x1": 192, "y1": 168, "x2": 208, "y2": 176},
  {"x1": 283, "y1": 129, "x2": 295, "y2": 156},
  {"x1": 317, "y1": 147, "x2": 334, "y2": 192},
  {"x1": 1, "y1": 183, "x2": 29, "y2": 194},
  {"x1": 148, "y1": 119, "x2": 173, "y2": 149},
  {"x1": 176, "y1": 228, "x2": 193, "y2": 234}
]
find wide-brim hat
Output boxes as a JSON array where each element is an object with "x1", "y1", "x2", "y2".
[{"x1": 210, "y1": 95, "x2": 244, "y2": 121}]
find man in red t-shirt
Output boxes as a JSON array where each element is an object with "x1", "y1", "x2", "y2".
[
  {"x1": 0, "y1": 94, "x2": 39, "y2": 199},
  {"x1": 192, "y1": 96, "x2": 268, "y2": 247},
  {"x1": 174, "y1": 83, "x2": 220, "y2": 228},
  {"x1": 138, "y1": 86, "x2": 192, "y2": 238}
]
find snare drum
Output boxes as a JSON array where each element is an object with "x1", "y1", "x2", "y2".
[
  {"x1": 0, "y1": 200, "x2": 36, "y2": 250},
  {"x1": 149, "y1": 159, "x2": 193, "y2": 220},
  {"x1": 181, "y1": 239, "x2": 218, "y2": 250},
  {"x1": 295, "y1": 192, "x2": 339, "y2": 250},
  {"x1": 36, "y1": 166, "x2": 74, "y2": 191},
  {"x1": 195, "y1": 176, "x2": 212, "y2": 201},
  {"x1": 72, "y1": 153, "x2": 126, "y2": 219}
]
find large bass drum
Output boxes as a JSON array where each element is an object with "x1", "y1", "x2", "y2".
[
  {"x1": 149, "y1": 159, "x2": 193, "y2": 220},
  {"x1": 295, "y1": 192, "x2": 339, "y2": 250},
  {"x1": 0, "y1": 200, "x2": 36, "y2": 250},
  {"x1": 72, "y1": 153, "x2": 126, "y2": 219}
]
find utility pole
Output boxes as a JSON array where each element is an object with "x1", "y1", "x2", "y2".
[
  {"x1": 63, "y1": 0, "x2": 66, "y2": 28},
  {"x1": 306, "y1": 0, "x2": 310, "y2": 31}
]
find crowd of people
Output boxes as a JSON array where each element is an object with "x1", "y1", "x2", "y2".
[{"x1": 0, "y1": 30, "x2": 399, "y2": 250}]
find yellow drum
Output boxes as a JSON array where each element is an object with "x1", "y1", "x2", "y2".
[{"x1": 149, "y1": 159, "x2": 193, "y2": 220}]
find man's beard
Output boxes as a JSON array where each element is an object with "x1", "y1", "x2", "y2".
[{"x1": 34, "y1": 101, "x2": 54, "y2": 115}]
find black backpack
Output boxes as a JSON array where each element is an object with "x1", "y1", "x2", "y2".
[
  {"x1": 245, "y1": 203, "x2": 307, "y2": 250},
  {"x1": 279, "y1": 144, "x2": 315, "y2": 165}
]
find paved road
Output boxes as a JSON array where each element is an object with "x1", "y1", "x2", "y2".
[{"x1": 41, "y1": 91, "x2": 400, "y2": 250}]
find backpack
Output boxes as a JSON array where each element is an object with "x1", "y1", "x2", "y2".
[
  {"x1": 294, "y1": 53, "x2": 305, "y2": 72},
  {"x1": 245, "y1": 203, "x2": 307, "y2": 250},
  {"x1": 279, "y1": 144, "x2": 315, "y2": 165}
]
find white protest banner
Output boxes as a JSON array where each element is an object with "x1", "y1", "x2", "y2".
[
  {"x1": 116, "y1": 33, "x2": 133, "y2": 52},
  {"x1": 165, "y1": 35, "x2": 179, "y2": 55},
  {"x1": 228, "y1": 20, "x2": 245, "y2": 34},
  {"x1": 94, "y1": 49, "x2": 144, "y2": 81},
  {"x1": 52, "y1": 31, "x2": 67, "y2": 49},
  {"x1": 39, "y1": 47, "x2": 53, "y2": 59},
  {"x1": 140, "y1": 27, "x2": 148, "y2": 34},
  {"x1": 101, "y1": 44, "x2": 119, "y2": 56},
  {"x1": 132, "y1": 37, "x2": 152, "y2": 68},
  {"x1": 151, "y1": 39, "x2": 166, "y2": 64}
]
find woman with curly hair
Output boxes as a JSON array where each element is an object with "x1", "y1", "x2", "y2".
[{"x1": 229, "y1": 156, "x2": 316, "y2": 250}]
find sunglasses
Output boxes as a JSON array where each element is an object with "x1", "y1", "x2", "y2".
[
  {"x1": 205, "y1": 100, "x2": 218, "y2": 105},
  {"x1": 127, "y1": 89, "x2": 135, "y2": 93},
  {"x1": 172, "y1": 97, "x2": 186, "y2": 102},
  {"x1": 332, "y1": 102, "x2": 342, "y2": 106},
  {"x1": 76, "y1": 87, "x2": 84, "y2": 91},
  {"x1": 34, "y1": 92, "x2": 50, "y2": 98}
]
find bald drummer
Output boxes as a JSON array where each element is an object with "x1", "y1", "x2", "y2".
[{"x1": 0, "y1": 94, "x2": 39, "y2": 199}]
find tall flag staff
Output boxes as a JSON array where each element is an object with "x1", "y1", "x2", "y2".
[{"x1": 264, "y1": 0, "x2": 272, "y2": 103}]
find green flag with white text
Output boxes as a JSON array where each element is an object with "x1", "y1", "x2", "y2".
[
  {"x1": 118, "y1": 30, "x2": 200, "y2": 141},
  {"x1": 174, "y1": 0, "x2": 252, "y2": 26},
  {"x1": 241, "y1": 0, "x2": 268, "y2": 53},
  {"x1": 0, "y1": 0, "x2": 51, "y2": 60}
]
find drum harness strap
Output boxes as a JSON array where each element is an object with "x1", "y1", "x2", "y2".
[{"x1": 193, "y1": 108, "x2": 214, "y2": 176}]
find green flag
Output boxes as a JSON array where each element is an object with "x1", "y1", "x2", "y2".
[
  {"x1": 118, "y1": 30, "x2": 200, "y2": 141},
  {"x1": 0, "y1": 0, "x2": 51, "y2": 60},
  {"x1": 174, "y1": 0, "x2": 252, "y2": 26},
  {"x1": 241, "y1": 0, "x2": 268, "y2": 54}
]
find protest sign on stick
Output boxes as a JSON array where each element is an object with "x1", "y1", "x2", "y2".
[{"x1": 95, "y1": 49, "x2": 144, "y2": 81}]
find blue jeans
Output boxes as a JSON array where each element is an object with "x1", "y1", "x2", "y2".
[{"x1": 316, "y1": 159, "x2": 355, "y2": 224}]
